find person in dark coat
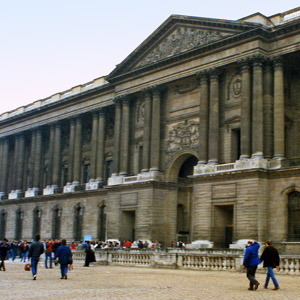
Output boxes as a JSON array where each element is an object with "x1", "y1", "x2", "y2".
[
  {"x1": 243, "y1": 240, "x2": 261, "y2": 290},
  {"x1": 28, "y1": 234, "x2": 44, "y2": 280},
  {"x1": 54, "y1": 239, "x2": 72, "y2": 279},
  {"x1": 0, "y1": 239, "x2": 9, "y2": 271},
  {"x1": 260, "y1": 240, "x2": 280, "y2": 290},
  {"x1": 84, "y1": 241, "x2": 95, "y2": 267}
]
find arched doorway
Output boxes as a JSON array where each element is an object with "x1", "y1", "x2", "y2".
[{"x1": 167, "y1": 151, "x2": 198, "y2": 244}]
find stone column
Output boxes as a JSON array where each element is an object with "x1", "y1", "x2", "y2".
[
  {"x1": 273, "y1": 57, "x2": 285, "y2": 159},
  {"x1": 90, "y1": 111, "x2": 99, "y2": 180},
  {"x1": 263, "y1": 62, "x2": 274, "y2": 158},
  {"x1": 73, "y1": 117, "x2": 82, "y2": 185},
  {"x1": 112, "y1": 98, "x2": 122, "y2": 175},
  {"x1": 52, "y1": 123, "x2": 62, "y2": 188},
  {"x1": 67, "y1": 118, "x2": 76, "y2": 184},
  {"x1": 240, "y1": 60, "x2": 251, "y2": 159},
  {"x1": 47, "y1": 124, "x2": 55, "y2": 186},
  {"x1": 150, "y1": 87, "x2": 161, "y2": 171},
  {"x1": 33, "y1": 128, "x2": 42, "y2": 191},
  {"x1": 28, "y1": 130, "x2": 36, "y2": 188},
  {"x1": 0, "y1": 138, "x2": 9, "y2": 197},
  {"x1": 12, "y1": 135, "x2": 20, "y2": 191},
  {"x1": 252, "y1": 57, "x2": 264, "y2": 157},
  {"x1": 120, "y1": 97, "x2": 130, "y2": 175},
  {"x1": 0, "y1": 140, "x2": 3, "y2": 192},
  {"x1": 96, "y1": 109, "x2": 106, "y2": 183},
  {"x1": 16, "y1": 134, "x2": 25, "y2": 192},
  {"x1": 208, "y1": 69, "x2": 219, "y2": 164},
  {"x1": 142, "y1": 89, "x2": 151, "y2": 172},
  {"x1": 198, "y1": 72, "x2": 209, "y2": 164}
]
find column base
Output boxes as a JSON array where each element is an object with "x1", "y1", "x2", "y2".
[
  {"x1": 107, "y1": 174, "x2": 125, "y2": 186},
  {"x1": 43, "y1": 185, "x2": 62, "y2": 195},
  {"x1": 8, "y1": 190, "x2": 24, "y2": 200},
  {"x1": 63, "y1": 182, "x2": 82, "y2": 193},
  {"x1": 25, "y1": 187, "x2": 41, "y2": 198},
  {"x1": 85, "y1": 179, "x2": 103, "y2": 191},
  {"x1": 0, "y1": 192, "x2": 8, "y2": 200}
]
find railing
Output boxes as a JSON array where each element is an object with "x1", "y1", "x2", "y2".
[
  {"x1": 216, "y1": 163, "x2": 235, "y2": 172},
  {"x1": 71, "y1": 250, "x2": 300, "y2": 275}
]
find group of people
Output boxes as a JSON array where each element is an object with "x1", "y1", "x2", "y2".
[
  {"x1": 0, "y1": 235, "x2": 73, "y2": 280},
  {"x1": 28, "y1": 235, "x2": 73, "y2": 280},
  {"x1": 243, "y1": 239, "x2": 280, "y2": 291}
]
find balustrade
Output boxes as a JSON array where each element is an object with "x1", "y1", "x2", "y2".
[{"x1": 69, "y1": 250, "x2": 300, "y2": 275}]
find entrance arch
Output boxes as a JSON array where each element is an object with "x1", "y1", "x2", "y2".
[
  {"x1": 165, "y1": 150, "x2": 199, "y2": 182},
  {"x1": 166, "y1": 151, "x2": 198, "y2": 244}
]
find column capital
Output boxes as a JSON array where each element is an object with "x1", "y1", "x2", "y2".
[
  {"x1": 113, "y1": 94, "x2": 128, "y2": 105},
  {"x1": 196, "y1": 70, "x2": 209, "y2": 81},
  {"x1": 208, "y1": 68, "x2": 219, "y2": 80},
  {"x1": 272, "y1": 56, "x2": 284, "y2": 69}
]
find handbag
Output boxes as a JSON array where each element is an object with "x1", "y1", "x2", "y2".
[{"x1": 24, "y1": 263, "x2": 31, "y2": 271}]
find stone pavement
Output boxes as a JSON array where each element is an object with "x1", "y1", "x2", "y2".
[{"x1": 1, "y1": 261, "x2": 300, "y2": 300}]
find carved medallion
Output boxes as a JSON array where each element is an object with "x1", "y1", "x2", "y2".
[
  {"x1": 228, "y1": 74, "x2": 242, "y2": 100},
  {"x1": 167, "y1": 120, "x2": 199, "y2": 153}
]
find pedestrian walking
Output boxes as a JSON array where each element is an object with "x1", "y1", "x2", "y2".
[
  {"x1": 0, "y1": 239, "x2": 9, "y2": 271},
  {"x1": 44, "y1": 239, "x2": 53, "y2": 268},
  {"x1": 260, "y1": 240, "x2": 280, "y2": 290},
  {"x1": 242, "y1": 240, "x2": 261, "y2": 291},
  {"x1": 54, "y1": 239, "x2": 73, "y2": 279},
  {"x1": 28, "y1": 234, "x2": 44, "y2": 280}
]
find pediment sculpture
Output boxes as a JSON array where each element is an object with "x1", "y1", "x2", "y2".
[{"x1": 136, "y1": 26, "x2": 231, "y2": 68}]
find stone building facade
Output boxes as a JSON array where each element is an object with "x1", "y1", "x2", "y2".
[{"x1": 1, "y1": 7, "x2": 300, "y2": 253}]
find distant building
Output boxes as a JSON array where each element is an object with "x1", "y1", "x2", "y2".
[{"x1": 1, "y1": 7, "x2": 300, "y2": 253}]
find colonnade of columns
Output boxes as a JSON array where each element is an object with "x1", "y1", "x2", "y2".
[
  {"x1": 197, "y1": 55, "x2": 285, "y2": 165},
  {"x1": 111, "y1": 86, "x2": 162, "y2": 178}
]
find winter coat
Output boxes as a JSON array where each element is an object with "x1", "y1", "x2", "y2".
[
  {"x1": 55, "y1": 245, "x2": 73, "y2": 265},
  {"x1": 243, "y1": 241, "x2": 261, "y2": 267},
  {"x1": 260, "y1": 246, "x2": 280, "y2": 268},
  {"x1": 28, "y1": 240, "x2": 44, "y2": 258}
]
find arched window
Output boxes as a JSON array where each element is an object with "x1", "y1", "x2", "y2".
[
  {"x1": 32, "y1": 207, "x2": 42, "y2": 238},
  {"x1": 52, "y1": 206, "x2": 61, "y2": 240},
  {"x1": 98, "y1": 203, "x2": 107, "y2": 241},
  {"x1": 288, "y1": 191, "x2": 300, "y2": 241},
  {"x1": 15, "y1": 208, "x2": 23, "y2": 241},
  {"x1": 74, "y1": 203, "x2": 84, "y2": 241},
  {"x1": 0, "y1": 209, "x2": 7, "y2": 240}
]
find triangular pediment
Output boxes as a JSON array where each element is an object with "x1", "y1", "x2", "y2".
[
  {"x1": 107, "y1": 15, "x2": 261, "y2": 82},
  {"x1": 134, "y1": 25, "x2": 233, "y2": 69}
]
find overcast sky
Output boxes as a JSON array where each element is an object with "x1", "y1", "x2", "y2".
[{"x1": 1, "y1": 0, "x2": 299, "y2": 114}]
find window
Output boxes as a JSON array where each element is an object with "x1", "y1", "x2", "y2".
[
  {"x1": 288, "y1": 191, "x2": 300, "y2": 241},
  {"x1": 83, "y1": 164, "x2": 91, "y2": 183},
  {"x1": 98, "y1": 204, "x2": 107, "y2": 241},
  {"x1": 74, "y1": 204, "x2": 84, "y2": 241},
  {"x1": 52, "y1": 206, "x2": 61, "y2": 240},
  {"x1": 0, "y1": 210, "x2": 7, "y2": 240},
  {"x1": 105, "y1": 160, "x2": 113, "y2": 181},
  {"x1": 15, "y1": 208, "x2": 23, "y2": 241},
  {"x1": 32, "y1": 207, "x2": 42, "y2": 238}
]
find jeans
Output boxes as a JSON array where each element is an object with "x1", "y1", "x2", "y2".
[
  {"x1": 21, "y1": 252, "x2": 28, "y2": 262},
  {"x1": 45, "y1": 252, "x2": 52, "y2": 268},
  {"x1": 265, "y1": 266, "x2": 279, "y2": 287},
  {"x1": 11, "y1": 249, "x2": 17, "y2": 261},
  {"x1": 247, "y1": 265, "x2": 258, "y2": 287},
  {"x1": 31, "y1": 257, "x2": 39, "y2": 276},
  {"x1": 60, "y1": 264, "x2": 68, "y2": 278}
]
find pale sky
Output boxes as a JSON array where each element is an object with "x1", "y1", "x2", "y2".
[{"x1": 1, "y1": 0, "x2": 299, "y2": 114}]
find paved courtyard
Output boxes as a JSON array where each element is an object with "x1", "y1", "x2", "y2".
[{"x1": 1, "y1": 261, "x2": 300, "y2": 300}]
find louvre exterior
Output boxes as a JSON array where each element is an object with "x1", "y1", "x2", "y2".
[{"x1": 1, "y1": 7, "x2": 300, "y2": 253}]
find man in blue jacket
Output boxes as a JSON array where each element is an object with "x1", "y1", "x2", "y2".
[
  {"x1": 243, "y1": 240, "x2": 261, "y2": 290},
  {"x1": 54, "y1": 239, "x2": 73, "y2": 279}
]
